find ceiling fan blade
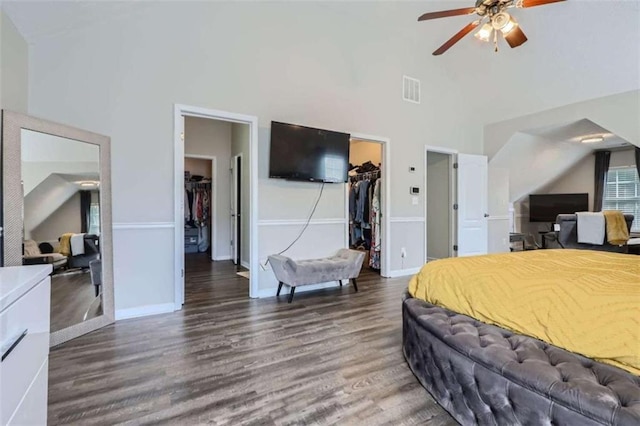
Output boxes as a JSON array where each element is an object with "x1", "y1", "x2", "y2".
[
  {"x1": 504, "y1": 25, "x2": 528, "y2": 48},
  {"x1": 418, "y1": 7, "x2": 476, "y2": 21},
  {"x1": 432, "y1": 21, "x2": 480, "y2": 56},
  {"x1": 520, "y1": 0, "x2": 566, "y2": 8}
]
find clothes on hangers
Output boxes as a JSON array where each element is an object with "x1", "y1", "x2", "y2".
[
  {"x1": 185, "y1": 180, "x2": 212, "y2": 251},
  {"x1": 369, "y1": 178, "x2": 382, "y2": 270},
  {"x1": 348, "y1": 164, "x2": 381, "y2": 252}
]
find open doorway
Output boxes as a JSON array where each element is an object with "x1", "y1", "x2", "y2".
[
  {"x1": 348, "y1": 137, "x2": 386, "y2": 275},
  {"x1": 425, "y1": 148, "x2": 456, "y2": 262},
  {"x1": 177, "y1": 113, "x2": 253, "y2": 306}
]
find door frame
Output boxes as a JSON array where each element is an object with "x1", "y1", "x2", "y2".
[
  {"x1": 345, "y1": 133, "x2": 391, "y2": 278},
  {"x1": 174, "y1": 104, "x2": 258, "y2": 307},
  {"x1": 424, "y1": 145, "x2": 458, "y2": 263},
  {"x1": 184, "y1": 154, "x2": 217, "y2": 261}
]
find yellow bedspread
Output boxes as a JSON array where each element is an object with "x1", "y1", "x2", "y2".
[{"x1": 408, "y1": 249, "x2": 640, "y2": 375}]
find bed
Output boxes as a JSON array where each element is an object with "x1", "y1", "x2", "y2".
[{"x1": 403, "y1": 250, "x2": 640, "y2": 425}]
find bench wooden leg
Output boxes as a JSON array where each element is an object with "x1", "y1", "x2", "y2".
[
  {"x1": 288, "y1": 286, "x2": 296, "y2": 303},
  {"x1": 339, "y1": 280, "x2": 343, "y2": 287},
  {"x1": 352, "y1": 278, "x2": 358, "y2": 292},
  {"x1": 277, "y1": 281, "x2": 284, "y2": 296}
]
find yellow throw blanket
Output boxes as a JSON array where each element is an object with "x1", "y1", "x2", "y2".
[
  {"x1": 409, "y1": 250, "x2": 640, "y2": 375},
  {"x1": 604, "y1": 210, "x2": 630, "y2": 246},
  {"x1": 57, "y1": 233, "x2": 73, "y2": 256}
]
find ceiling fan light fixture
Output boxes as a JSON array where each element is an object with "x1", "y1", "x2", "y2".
[
  {"x1": 500, "y1": 18, "x2": 517, "y2": 35},
  {"x1": 491, "y1": 12, "x2": 517, "y2": 35},
  {"x1": 474, "y1": 23, "x2": 493, "y2": 42}
]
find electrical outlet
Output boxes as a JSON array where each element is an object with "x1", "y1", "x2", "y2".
[{"x1": 401, "y1": 247, "x2": 407, "y2": 258}]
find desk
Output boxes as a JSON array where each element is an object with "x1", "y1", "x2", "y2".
[
  {"x1": 509, "y1": 233, "x2": 525, "y2": 251},
  {"x1": 540, "y1": 231, "x2": 562, "y2": 249},
  {"x1": 628, "y1": 237, "x2": 640, "y2": 255}
]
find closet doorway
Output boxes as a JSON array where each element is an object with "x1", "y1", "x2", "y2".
[
  {"x1": 425, "y1": 148, "x2": 456, "y2": 261},
  {"x1": 348, "y1": 137, "x2": 387, "y2": 276},
  {"x1": 178, "y1": 114, "x2": 253, "y2": 306},
  {"x1": 184, "y1": 154, "x2": 216, "y2": 261}
]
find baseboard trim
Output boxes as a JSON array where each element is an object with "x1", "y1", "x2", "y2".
[
  {"x1": 115, "y1": 303, "x2": 175, "y2": 321},
  {"x1": 387, "y1": 267, "x2": 421, "y2": 278},
  {"x1": 241, "y1": 260, "x2": 250, "y2": 269},
  {"x1": 213, "y1": 255, "x2": 232, "y2": 261},
  {"x1": 256, "y1": 280, "x2": 349, "y2": 298}
]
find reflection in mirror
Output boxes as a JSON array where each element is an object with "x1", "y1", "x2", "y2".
[{"x1": 21, "y1": 129, "x2": 103, "y2": 333}]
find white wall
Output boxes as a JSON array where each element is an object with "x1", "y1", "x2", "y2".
[
  {"x1": 487, "y1": 167, "x2": 510, "y2": 253},
  {"x1": 426, "y1": 152, "x2": 451, "y2": 260},
  {"x1": 184, "y1": 116, "x2": 231, "y2": 260},
  {"x1": 31, "y1": 191, "x2": 81, "y2": 243},
  {"x1": 350, "y1": 140, "x2": 381, "y2": 167},
  {"x1": 231, "y1": 123, "x2": 250, "y2": 267},
  {"x1": 184, "y1": 157, "x2": 211, "y2": 179},
  {"x1": 22, "y1": 1, "x2": 640, "y2": 310},
  {"x1": 0, "y1": 10, "x2": 28, "y2": 113}
]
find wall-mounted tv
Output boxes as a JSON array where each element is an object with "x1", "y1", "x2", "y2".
[
  {"x1": 269, "y1": 121, "x2": 350, "y2": 183},
  {"x1": 529, "y1": 193, "x2": 589, "y2": 222}
]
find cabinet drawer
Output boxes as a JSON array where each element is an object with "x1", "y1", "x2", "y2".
[
  {"x1": 7, "y1": 359, "x2": 48, "y2": 426},
  {"x1": 0, "y1": 277, "x2": 50, "y2": 426}
]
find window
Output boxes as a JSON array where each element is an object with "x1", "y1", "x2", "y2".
[
  {"x1": 88, "y1": 203, "x2": 100, "y2": 235},
  {"x1": 603, "y1": 166, "x2": 640, "y2": 232}
]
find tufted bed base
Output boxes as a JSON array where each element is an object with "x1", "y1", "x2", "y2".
[{"x1": 402, "y1": 292, "x2": 640, "y2": 426}]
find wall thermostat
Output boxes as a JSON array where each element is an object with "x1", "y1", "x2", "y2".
[{"x1": 410, "y1": 187, "x2": 420, "y2": 195}]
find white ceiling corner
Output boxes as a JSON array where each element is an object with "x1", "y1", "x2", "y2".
[
  {"x1": 1, "y1": 1, "x2": 151, "y2": 44},
  {"x1": 521, "y1": 118, "x2": 632, "y2": 150}
]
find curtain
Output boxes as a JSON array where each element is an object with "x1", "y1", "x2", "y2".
[
  {"x1": 593, "y1": 151, "x2": 611, "y2": 212},
  {"x1": 635, "y1": 147, "x2": 640, "y2": 179},
  {"x1": 80, "y1": 190, "x2": 91, "y2": 233}
]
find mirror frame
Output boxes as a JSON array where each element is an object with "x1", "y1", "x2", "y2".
[{"x1": 2, "y1": 110, "x2": 115, "y2": 346}]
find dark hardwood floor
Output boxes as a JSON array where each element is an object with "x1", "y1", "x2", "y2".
[
  {"x1": 48, "y1": 254, "x2": 455, "y2": 425},
  {"x1": 50, "y1": 269, "x2": 102, "y2": 333}
]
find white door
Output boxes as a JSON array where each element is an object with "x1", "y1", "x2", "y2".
[
  {"x1": 457, "y1": 153, "x2": 488, "y2": 256},
  {"x1": 230, "y1": 156, "x2": 239, "y2": 265}
]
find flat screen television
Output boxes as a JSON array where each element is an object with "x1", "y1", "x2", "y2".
[
  {"x1": 269, "y1": 121, "x2": 350, "y2": 183},
  {"x1": 529, "y1": 193, "x2": 589, "y2": 222}
]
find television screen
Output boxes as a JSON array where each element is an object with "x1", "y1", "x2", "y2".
[
  {"x1": 529, "y1": 193, "x2": 589, "y2": 222},
  {"x1": 269, "y1": 121, "x2": 350, "y2": 183}
]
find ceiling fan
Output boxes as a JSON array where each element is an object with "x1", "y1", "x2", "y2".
[{"x1": 418, "y1": 0, "x2": 566, "y2": 55}]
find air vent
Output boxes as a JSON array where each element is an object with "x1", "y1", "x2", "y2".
[{"x1": 402, "y1": 75, "x2": 421, "y2": 104}]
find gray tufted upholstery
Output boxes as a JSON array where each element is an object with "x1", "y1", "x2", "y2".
[
  {"x1": 556, "y1": 214, "x2": 634, "y2": 253},
  {"x1": 268, "y1": 249, "x2": 365, "y2": 287},
  {"x1": 403, "y1": 292, "x2": 640, "y2": 426}
]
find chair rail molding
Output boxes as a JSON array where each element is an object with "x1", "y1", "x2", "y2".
[{"x1": 113, "y1": 222, "x2": 175, "y2": 230}]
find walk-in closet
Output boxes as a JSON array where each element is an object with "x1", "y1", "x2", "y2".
[
  {"x1": 348, "y1": 139, "x2": 383, "y2": 273},
  {"x1": 184, "y1": 158, "x2": 212, "y2": 256}
]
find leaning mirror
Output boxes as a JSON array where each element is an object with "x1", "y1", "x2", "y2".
[{"x1": 2, "y1": 111, "x2": 114, "y2": 346}]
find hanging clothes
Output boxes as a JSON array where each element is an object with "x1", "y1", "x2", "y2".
[
  {"x1": 185, "y1": 180, "x2": 212, "y2": 252},
  {"x1": 348, "y1": 166, "x2": 380, "y2": 250},
  {"x1": 369, "y1": 178, "x2": 382, "y2": 270}
]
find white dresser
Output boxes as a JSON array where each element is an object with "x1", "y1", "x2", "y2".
[{"x1": 0, "y1": 265, "x2": 52, "y2": 426}]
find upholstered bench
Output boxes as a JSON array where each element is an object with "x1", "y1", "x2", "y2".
[{"x1": 268, "y1": 249, "x2": 366, "y2": 303}]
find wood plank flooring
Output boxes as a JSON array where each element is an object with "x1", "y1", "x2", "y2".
[
  {"x1": 48, "y1": 254, "x2": 455, "y2": 425},
  {"x1": 50, "y1": 270, "x2": 102, "y2": 333}
]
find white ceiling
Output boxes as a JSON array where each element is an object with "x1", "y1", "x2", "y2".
[{"x1": 521, "y1": 118, "x2": 632, "y2": 150}]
